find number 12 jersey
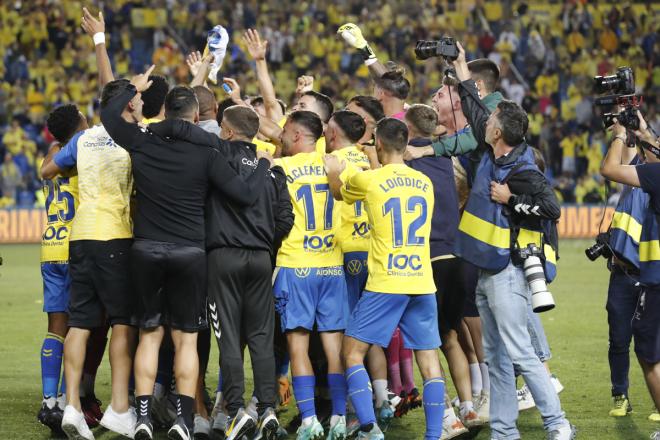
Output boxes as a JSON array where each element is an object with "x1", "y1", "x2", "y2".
[{"x1": 341, "y1": 163, "x2": 435, "y2": 294}]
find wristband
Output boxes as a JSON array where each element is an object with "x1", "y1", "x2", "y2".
[
  {"x1": 364, "y1": 58, "x2": 378, "y2": 66},
  {"x1": 93, "y1": 32, "x2": 105, "y2": 46},
  {"x1": 613, "y1": 135, "x2": 628, "y2": 146},
  {"x1": 358, "y1": 45, "x2": 376, "y2": 62}
]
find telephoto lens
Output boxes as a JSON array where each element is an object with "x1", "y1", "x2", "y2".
[{"x1": 524, "y1": 255, "x2": 556, "y2": 312}]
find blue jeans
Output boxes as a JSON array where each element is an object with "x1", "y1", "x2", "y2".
[
  {"x1": 606, "y1": 268, "x2": 642, "y2": 396},
  {"x1": 527, "y1": 305, "x2": 552, "y2": 362},
  {"x1": 476, "y1": 261, "x2": 567, "y2": 439}
]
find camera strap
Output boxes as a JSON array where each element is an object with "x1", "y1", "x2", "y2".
[{"x1": 640, "y1": 140, "x2": 660, "y2": 159}]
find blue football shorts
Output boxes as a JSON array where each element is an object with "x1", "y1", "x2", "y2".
[
  {"x1": 346, "y1": 290, "x2": 441, "y2": 350},
  {"x1": 41, "y1": 262, "x2": 71, "y2": 313},
  {"x1": 273, "y1": 266, "x2": 349, "y2": 332}
]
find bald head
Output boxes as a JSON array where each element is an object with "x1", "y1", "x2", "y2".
[{"x1": 193, "y1": 86, "x2": 218, "y2": 120}]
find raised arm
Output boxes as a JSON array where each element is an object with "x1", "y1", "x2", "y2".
[
  {"x1": 244, "y1": 29, "x2": 284, "y2": 122},
  {"x1": 99, "y1": 66, "x2": 155, "y2": 150},
  {"x1": 337, "y1": 23, "x2": 387, "y2": 78},
  {"x1": 601, "y1": 123, "x2": 641, "y2": 187},
  {"x1": 81, "y1": 7, "x2": 114, "y2": 88},
  {"x1": 186, "y1": 51, "x2": 209, "y2": 88}
]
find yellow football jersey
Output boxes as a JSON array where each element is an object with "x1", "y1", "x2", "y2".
[
  {"x1": 342, "y1": 164, "x2": 435, "y2": 294},
  {"x1": 142, "y1": 117, "x2": 162, "y2": 125},
  {"x1": 54, "y1": 125, "x2": 133, "y2": 241},
  {"x1": 41, "y1": 175, "x2": 79, "y2": 262},
  {"x1": 332, "y1": 146, "x2": 371, "y2": 253},
  {"x1": 253, "y1": 137, "x2": 276, "y2": 155},
  {"x1": 274, "y1": 151, "x2": 342, "y2": 268}
]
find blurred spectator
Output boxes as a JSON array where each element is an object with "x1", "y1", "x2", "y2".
[{"x1": 1, "y1": 152, "x2": 21, "y2": 204}]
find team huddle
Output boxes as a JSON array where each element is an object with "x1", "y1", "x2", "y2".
[{"x1": 33, "y1": 8, "x2": 660, "y2": 440}]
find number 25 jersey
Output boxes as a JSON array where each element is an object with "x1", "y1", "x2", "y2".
[
  {"x1": 341, "y1": 164, "x2": 435, "y2": 294},
  {"x1": 41, "y1": 175, "x2": 79, "y2": 263},
  {"x1": 274, "y1": 152, "x2": 342, "y2": 268}
]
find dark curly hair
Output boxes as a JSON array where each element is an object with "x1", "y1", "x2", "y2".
[{"x1": 46, "y1": 104, "x2": 83, "y2": 143}]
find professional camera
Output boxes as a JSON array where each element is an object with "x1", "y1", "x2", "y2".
[
  {"x1": 414, "y1": 37, "x2": 459, "y2": 61},
  {"x1": 585, "y1": 232, "x2": 612, "y2": 261},
  {"x1": 594, "y1": 66, "x2": 635, "y2": 95},
  {"x1": 593, "y1": 67, "x2": 642, "y2": 130},
  {"x1": 602, "y1": 105, "x2": 640, "y2": 131},
  {"x1": 517, "y1": 244, "x2": 556, "y2": 313}
]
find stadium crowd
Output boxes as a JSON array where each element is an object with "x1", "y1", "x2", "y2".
[
  {"x1": 4, "y1": 1, "x2": 660, "y2": 440},
  {"x1": 0, "y1": 1, "x2": 658, "y2": 207}
]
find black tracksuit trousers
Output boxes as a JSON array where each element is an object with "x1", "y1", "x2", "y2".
[{"x1": 207, "y1": 247, "x2": 276, "y2": 416}]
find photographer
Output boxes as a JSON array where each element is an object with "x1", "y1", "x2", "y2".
[
  {"x1": 600, "y1": 113, "x2": 660, "y2": 431},
  {"x1": 594, "y1": 125, "x2": 650, "y2": 418},
  {"x1": 450, "y1": 43, "x2": 575, "y2": 439},
  {"x1": 405, "y1": 58, "x2": 503, "y2": 160}
]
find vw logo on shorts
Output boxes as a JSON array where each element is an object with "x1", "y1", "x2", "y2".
[
  {"x1": 346, "y1": 259, "x2": 362, "y2": 275},
  {"x1": 295, "y1": 267, "x2": 311, "y2": 278}
]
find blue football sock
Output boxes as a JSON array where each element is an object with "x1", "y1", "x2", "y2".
[
  {"x1": 216, "y1": 368, "x2": 223, "y2": 393},
  {"x1": 423, "y1": 377, "x2": 445, "y2": 440},
  {"x1": 276, "y1": 353, "x2": 290, "y2": 377},
  {"x1": 292, "y1": 375, "x2": 316, "y2": 419},
  {"x1": 41, "y1": 333, "x2": 64, "y2": 399},
  {"x1": 328, "y1": 373, "x2": 347, "y2": 416},
  {"x1": 345, "y1": 365, "x2": 375, "y2": 427}
]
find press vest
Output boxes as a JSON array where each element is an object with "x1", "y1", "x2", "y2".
[
  {"x1": 639, "y1": 209, "x2": 660, "y2": 287},
  {"x1": 609, "y1": 185, "x2": 648, "y2": 270},
  {"x1": 454, "y1": 147, "x2": 557, "y2": 281}
]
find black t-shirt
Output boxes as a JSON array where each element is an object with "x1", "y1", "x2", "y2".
[{"x1": 637, "y1": 162, "x2": 660, "y2": 215}]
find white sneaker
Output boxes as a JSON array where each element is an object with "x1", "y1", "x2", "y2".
[
  {"x1": 99, "y1": 404, "x2": 136, "y2": 438},
  {"x1": 193, "y1": 414, "x2": 211, "y2": 439},
  {"x1": 551, "y1": 375, "x2": 564, "y2": 394},
  {"x1": 517, "y1": 385, "x2": 535, "y2": 411},
  {"x1": 441, "y1": 409, "x2": 468, "y2": 439},
  {"x1": 547, "y1": 423, "x2": 576, "y2": 440},
  {"x1": 475, "y1": 392, "x2": 490, "y2": 422},
  {"x1": 62, "y1": 405, "x2": 95, "y2": 440}
]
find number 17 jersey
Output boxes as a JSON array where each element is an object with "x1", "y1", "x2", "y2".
[
  {"x1": 341, "y1": 164, "x2": 435, "y2": 294},
  {"x1": 274, "y1": 152, "x2": 342, "y2": 268}
]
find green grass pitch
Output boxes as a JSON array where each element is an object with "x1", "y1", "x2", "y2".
[{"x1": 0, "y1": 240, "x2": 657, "y2": 439}]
